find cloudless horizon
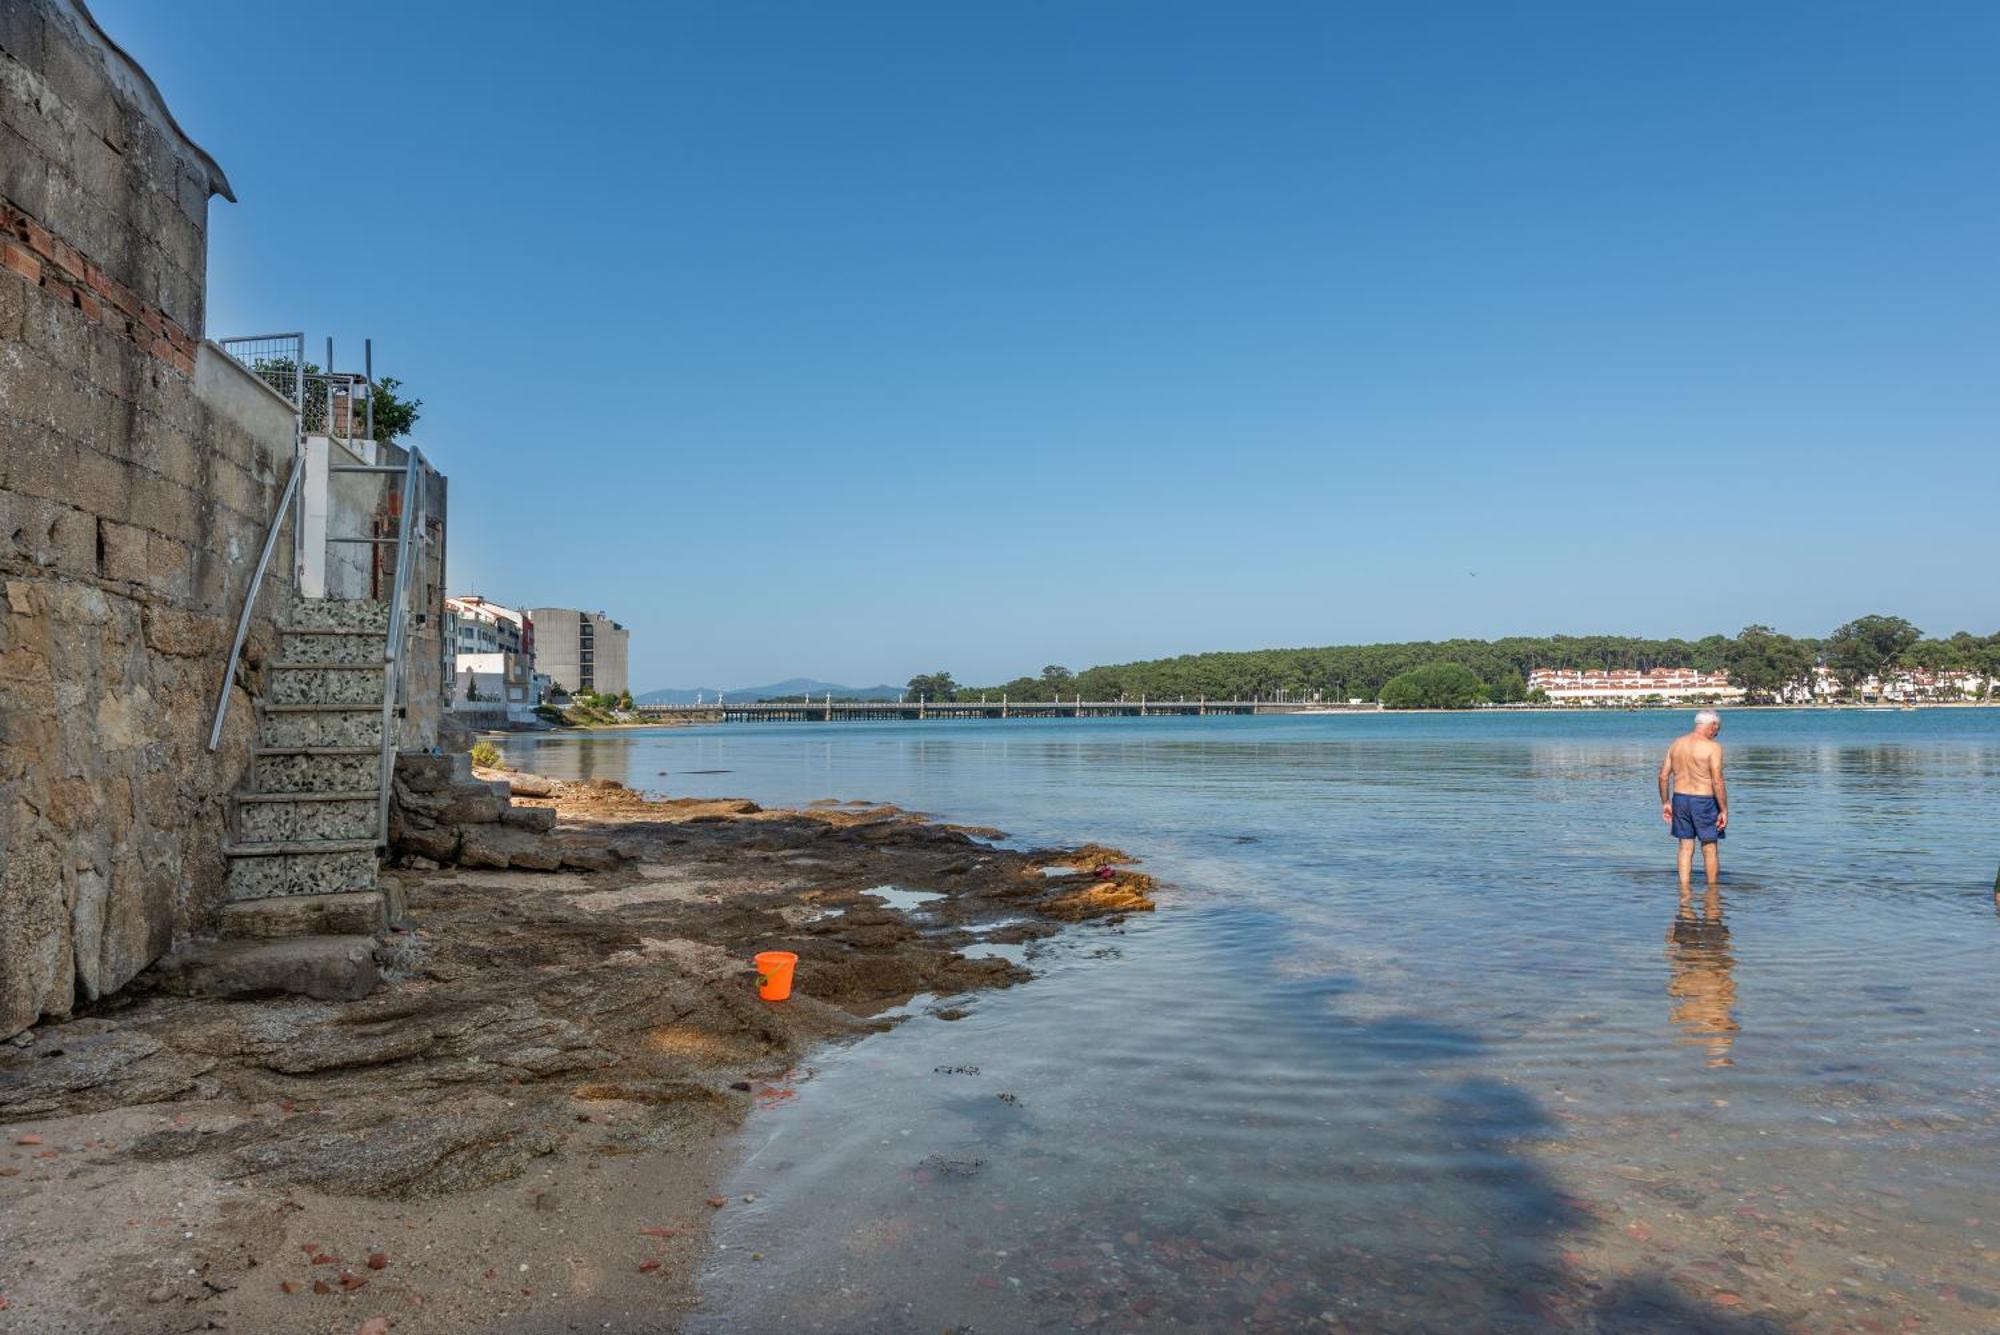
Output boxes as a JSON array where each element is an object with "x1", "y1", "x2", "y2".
[{"x1": 92, "y1": 1, "x2": 1999, "y2": 692}]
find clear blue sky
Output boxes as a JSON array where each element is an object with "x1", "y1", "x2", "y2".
[{"x1": 94, "y1": 1, "x2": 1998, "y2": 691}]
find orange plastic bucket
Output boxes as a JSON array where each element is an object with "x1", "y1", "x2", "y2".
[{"x1": 754, "y1": 951, "x2": 799, "y2": 1002}]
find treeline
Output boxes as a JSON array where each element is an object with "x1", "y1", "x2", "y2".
[{"x1": 909, "y1": 616, "x2": 1999, "y2": 708}]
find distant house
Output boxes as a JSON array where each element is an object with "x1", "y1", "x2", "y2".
[
  {"x1": 447, "y1": 596, "x2": 535, "y2": 662},
  {"x1": 451, "y1": 650, "x2": 543, "y2": 724}
]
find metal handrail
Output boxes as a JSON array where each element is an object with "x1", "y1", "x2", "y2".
[
  {"x1": 208, "y1": 452, "x2": 307, "y2": 751},
  {"x1": 374, "y1": 447, "x2": 426, "y2": 849}
]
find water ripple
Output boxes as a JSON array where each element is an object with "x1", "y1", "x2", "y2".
[{"x1": 502, "y1": 710, "x2": 2000, "y2": 1331}]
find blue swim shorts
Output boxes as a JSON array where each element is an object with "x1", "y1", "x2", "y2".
[{"x1": 1671, "y1": 793, "x2": 1724, "y2": 844}]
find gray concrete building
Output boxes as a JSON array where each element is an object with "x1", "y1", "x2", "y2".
[{"x1": 530, "y1": 607, "x2": 629, "y2": 697}]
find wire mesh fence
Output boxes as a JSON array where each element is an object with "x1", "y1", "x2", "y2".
[
  {"x1": 217, "y1": 333, "x2": 379, "y2": 441},
  {"x1": 303, "y1": 372, "x2": 372, "y2": 440},
  {"x1": 216, "y1": 333, "x2": 305, "y2": 407}
]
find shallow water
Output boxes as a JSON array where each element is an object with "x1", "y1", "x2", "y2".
[{"x1": 499, "y1": 710, "x2": 2000, "y2": 1332}]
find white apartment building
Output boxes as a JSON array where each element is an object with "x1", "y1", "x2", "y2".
[
  {"x1": 1527, "y1": 667, "x2": 1745, "y2": 704},
  {"x1": 1815, "y1": 667, "x2": 1992, "y2": 701},
  {"x1": 447, "y1": 596, "x2": 534, "y2": 661}
]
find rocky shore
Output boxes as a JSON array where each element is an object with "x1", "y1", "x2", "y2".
[{"x1": 0, "y1": 777, "x2": 1154, "y2": 1333}]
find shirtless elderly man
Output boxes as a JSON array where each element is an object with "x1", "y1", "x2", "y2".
[{"x1": 1659, "y1": 709, "x2": 1728, "y2": 893}]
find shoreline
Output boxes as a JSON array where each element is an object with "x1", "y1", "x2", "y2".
[
  {"x1": 0, "y1": 779, "x2": 1154, "y2": 1332},
  {"x1": 501, "y1": 698, "x2": 2000, "y2": 738}
]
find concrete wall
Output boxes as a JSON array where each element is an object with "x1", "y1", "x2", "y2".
[
  {"x1": 0, "y1": 0, "x2": 289, "y2": 1038},
  {"x1": 299, "y1": 435, "x2": 380, "y2": 600},
  {"x1": 592, "y1": 618, "x2": 629, "y2": 698},
  {"x1": 530, "y1": 607, "x2": 583, "y2": 693}
]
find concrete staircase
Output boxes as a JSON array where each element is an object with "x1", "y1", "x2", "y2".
[{"x1": 154, "y1": 597, "x2": 398, "y2": 1001}]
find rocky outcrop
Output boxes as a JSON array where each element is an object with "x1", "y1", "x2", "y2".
[
  {"x1": 504, "y1": 771, "x2": 557, "y2": 798},
  {"x1": 0, "y1": 1026, "x2": 216, "y2": 1119},
  {"x1": 388, "y1": 755, "x2": 635, "y2": 873}
]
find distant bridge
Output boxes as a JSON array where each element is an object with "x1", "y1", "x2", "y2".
[{"x1": 634, "y1": 698, "x2": 1381, "y2": 724}]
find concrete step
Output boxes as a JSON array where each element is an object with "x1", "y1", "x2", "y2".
[
  {"x1": 267, "y1": 661, "x2": 386, "y2": 706},
  {"x1": 290, "y1": 598, "x2": 390, "y2": 632},
  {"x1": 216, "y1": 891, "x2": 387, "y2": 939},
  {"x1": 148, "y1": 934, "x2": 379, "y2": 1001},
  {"x1": 277, "y1": 626, "x2": 389, "y2": 664},
  {"x1": 234, "y1": 790, "x2": 379, "y2": 842},
  {"x1": 224, "y1": 840, "x2": 380, "y2": 900},
  {"x1": 222, "y1": 837, "x2": 377, "y2": 857},
  {"x1": 258, "y1": 703, "x2": 384, "y2": 749},
  {"x1": 252, "y1": 746, "x2": 381, "y2": 794}
]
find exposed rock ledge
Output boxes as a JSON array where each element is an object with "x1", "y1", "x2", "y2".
[{"x1": 0, "y1": 775, "x2": 1155, "y2": 1332}]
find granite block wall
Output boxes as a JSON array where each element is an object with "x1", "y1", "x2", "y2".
[{"x1": 0, "y1": 0, "x2": 292, "y2": 1037}]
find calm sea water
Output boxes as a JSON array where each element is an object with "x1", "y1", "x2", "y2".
[{"x1": 498, "y1": 710, "x2": 2000, "y2": 1333}]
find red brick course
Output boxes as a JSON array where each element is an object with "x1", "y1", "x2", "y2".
[
  {"x1": 2, "y1": 238, "x2": 39, "y2": 281},
  {"x1": 1, "y1": 196, "x2": 198, "y2": 377}
]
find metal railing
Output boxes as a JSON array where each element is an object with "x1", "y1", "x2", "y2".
[
  {"x1": 212, "y1": 333, "x2": 436, "y2": 854},
  {"x1": 374, "y1": 446, "x2": 427, "y2": 849},
  {"x1": 206, "y1": 452, "x2": 306, "y2": 751},
  {"x1": 220, "y1": 333, "x2": 380, "y2": 445},
  {"x1": 209, "y1": 333, "x2": 307, "y2": 750},
  {"x1": 303, "y1": 371, "x2": 375, "y2": 444}
]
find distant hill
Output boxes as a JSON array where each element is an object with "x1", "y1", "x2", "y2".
[{"x1": 636, "y1": 678, "x2": 904, "y2": 705}]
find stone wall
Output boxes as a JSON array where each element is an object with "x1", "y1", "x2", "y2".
[
  {"x1": 0, "y1": 0, "x2": 289, "y2": 1038},
  {"x1": 0, "y1": 0, "x2": 231, "y2": 338}
]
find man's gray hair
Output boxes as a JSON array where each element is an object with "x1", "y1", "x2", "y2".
[{"x1": 1694, "y1": 708, "x2": 1722, "y2": 729}]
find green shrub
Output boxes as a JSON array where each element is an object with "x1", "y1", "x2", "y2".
[
  {"x1": 469, "y1": 740, "x2": 502, "y2": 769},
  {"x1": 1379, "y1": 662, "x2": 1489, "y2": 709}
]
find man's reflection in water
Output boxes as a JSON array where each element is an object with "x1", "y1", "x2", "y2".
[{"x1": 1667, "y1": 888, "x2": 1739, "y2": 1067}]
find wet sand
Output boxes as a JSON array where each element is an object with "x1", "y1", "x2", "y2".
[{"x1": 0, "y1": 780, "x2": 1153, "y2": 1333}]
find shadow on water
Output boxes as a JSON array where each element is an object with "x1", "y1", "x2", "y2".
[
  {"x1": 1588, "y1": 1276, "x2": 1791, "y2": 1333},
  {"x1": 1233, "y1": 960, "x2": 1784, "y2": 1331}
]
